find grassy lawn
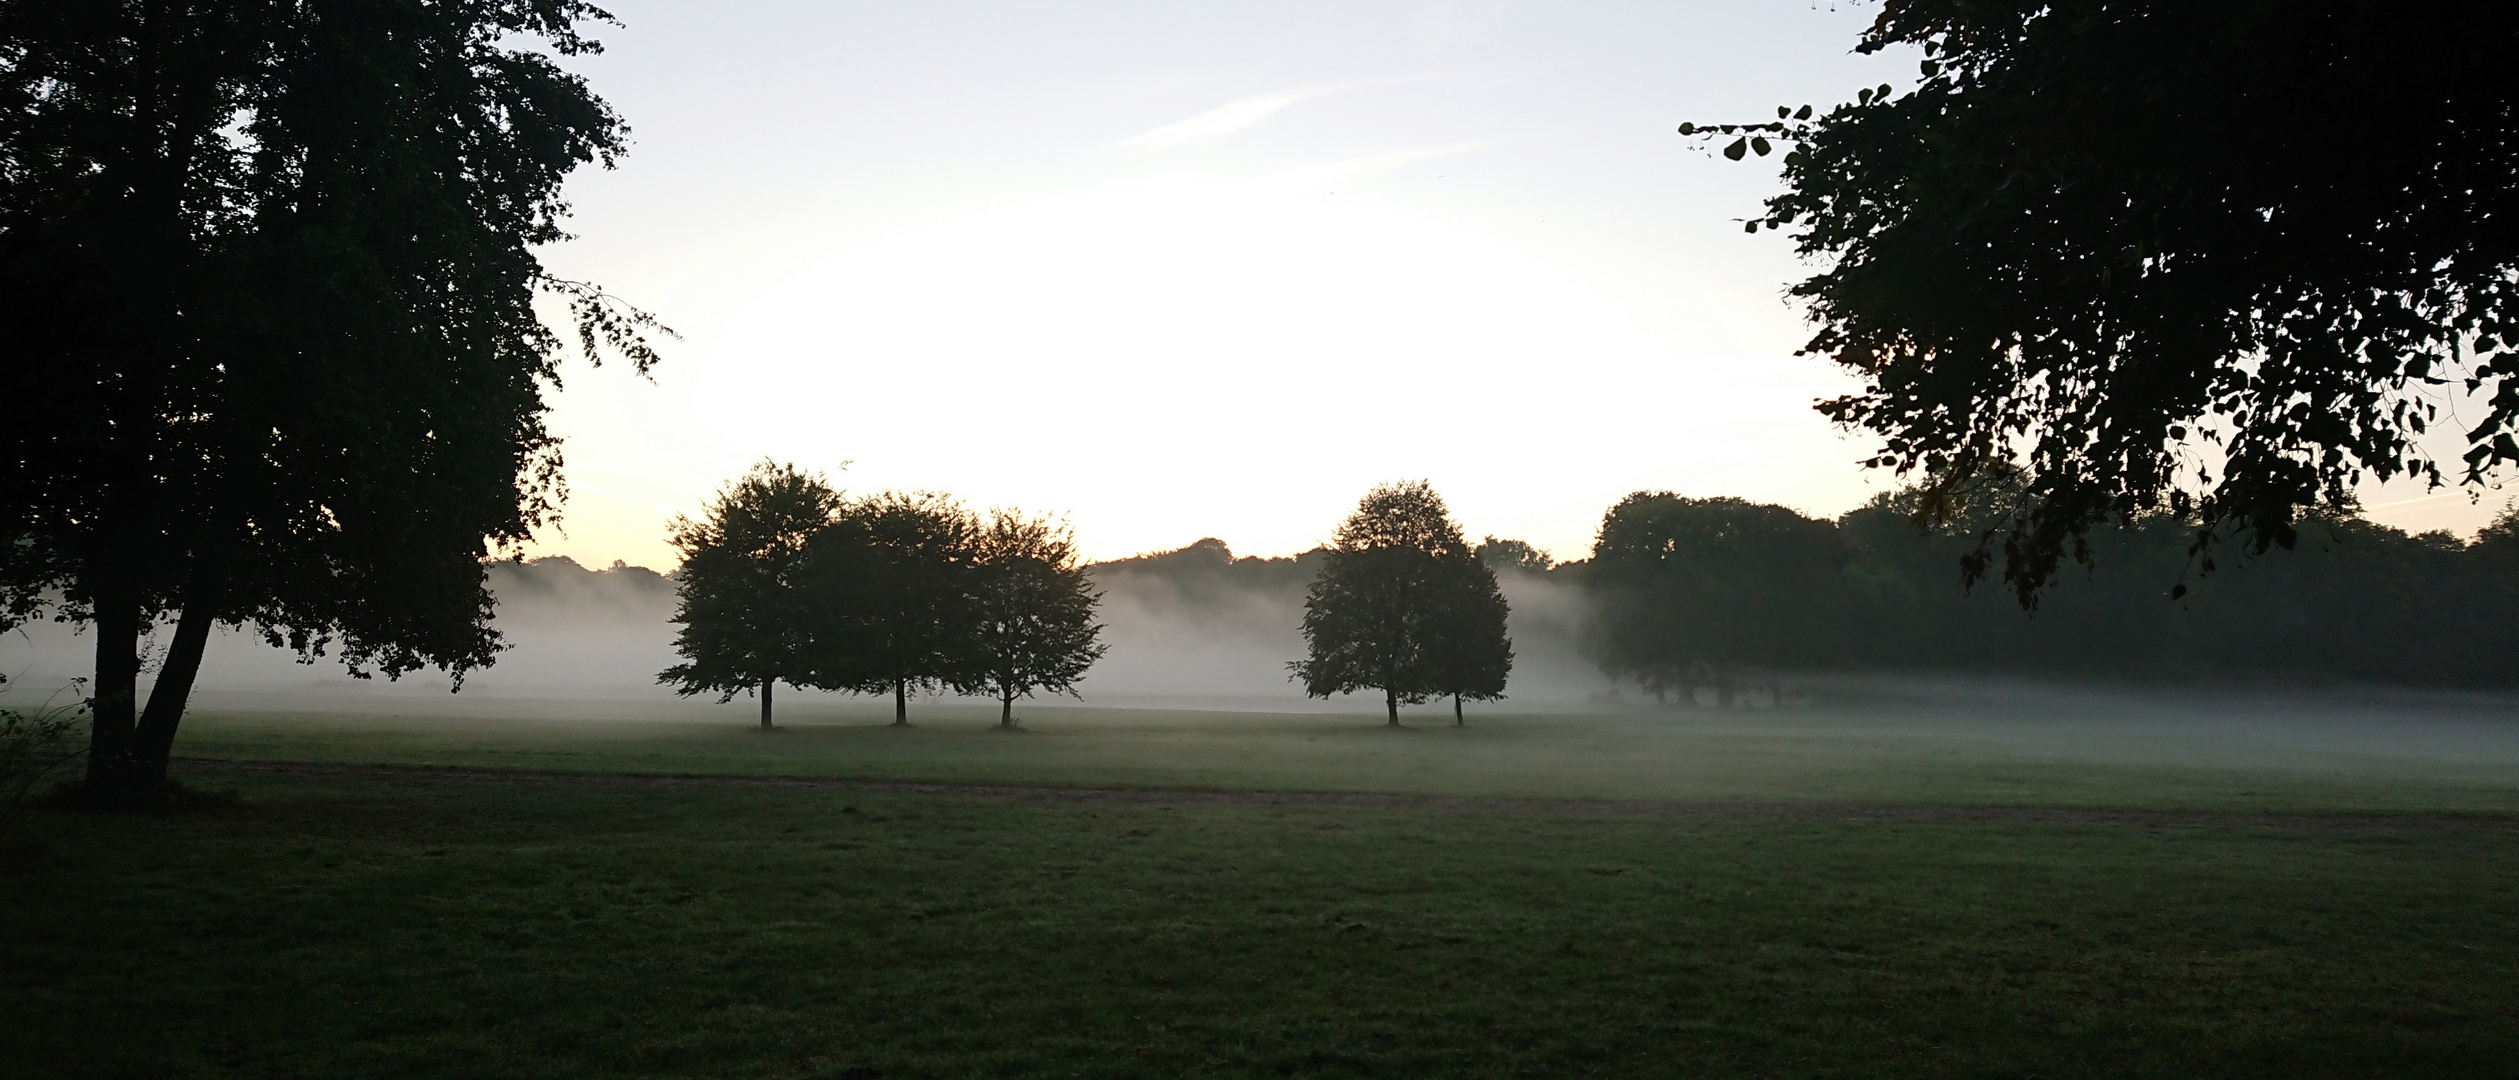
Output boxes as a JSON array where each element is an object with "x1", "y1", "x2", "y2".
[
  {"x1": 162, "y1": 697, "x2": 2519, "y2": 812},
  {"x1": 7, "y1": 699, "x2": 2516, "y2": 1077},
  {"x1": 4, "y1": 764, "x2": 2515, "y2": 1078}
]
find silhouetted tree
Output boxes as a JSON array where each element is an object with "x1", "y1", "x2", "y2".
[
  {"x1": 1586, "y1": 493, "x2": 1841, "y2": 706},
  {"x1": 958, "y1": 511, "x2": 1107, "y2": 727},
  {"x1": 658, "y1": 462, "x2": 843, "y2": 729},
  {"x1": 1419, "y1": 551, "x2": 1513, "y2": 726},
  {"x1": 1475, "y1": 537, "x2": 1555, "y2": 574},
  {"x1": 0, "y1": 1, "x2": 664, "y2": 805},
  {"x1": 806, "y1": 492, "x2": 979, "y2": 726},
  {"x1": 1291, "y1": 481, "x2": 1480, "y2": 725},
  {"x1": 1686, "y1": 0, "x2": 2519, "y2": 605}
]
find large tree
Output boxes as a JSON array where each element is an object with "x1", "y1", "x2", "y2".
[
  {"x1": 957, "y1": 509, "x2": 1107, "y2": 728},
  {"x1": 0, "y1": 0, "x2": 663, "y2": 803},
  {"x1": 1291, "y1": 481, "x2": 1484, "y2": 726},
  {"x1": 1585, "y1": 493, "x2": 1843, "y2": 707},
  {"x1": 657, "y1": 462, "x2": 843, "y2": 729},
  {"x1": 1417, "y1": 548, "x2": 1512, "y2": 726},
  {"x1": 805, "y1": 492, "x2": 979, "y2": 726},
  {"x1": 1687, "y1": 0, "x2": 2519, "y2": 603}
]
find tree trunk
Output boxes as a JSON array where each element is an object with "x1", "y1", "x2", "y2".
[
  {"x1": 81, "y1": 581, "x2": 144, "y2": 804},
  {"x1": 1385, "y1": 687, "x2": 1399, "y2": 726},
  {"x1": 760, "y1": 677, "x2": 774, "y2": 730},
  {"x1": 132, "y1": 602, "x2": 217, "y2": 788},
  {"x1": 1000, "y1": 689, "x2": 1015, "y2": 728},
  {"x1": 1453, "y1": 693, "x2": 1463, "y2": 727},
  {"x1": 893, "y1": 679, "x2": 909, "y2": 726}
]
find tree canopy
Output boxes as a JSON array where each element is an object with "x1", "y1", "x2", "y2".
[
  {"x1": 957, "y1": 510, "x2": 1108, "y2": 727},
  {"x1": 1585, "y1": 493, "x2": 1843, "y2": 705},
  {"x1": 658, "y1": 461, "x2": 844, "y2": 728},
  {"x1": 0, "y1": 0, "x2": 664, "y2": 803},
  {"x1": 1292, "y1": 481, "x2": 1511, "y2": 725},
  {"x1": 1687, "y1": 0, "x2": 2519, "y2": 603}
]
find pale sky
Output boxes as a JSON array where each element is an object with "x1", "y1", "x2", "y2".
[{"x1": 526, "y1": 1, "x2": 2500, "y2": 570}]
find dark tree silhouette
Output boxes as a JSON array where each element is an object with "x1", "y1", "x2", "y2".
[
  {"x1": 1685, "y1": 0, "x2": 2519, "y2": 605},
  {"x1": 1418, "y1": 550, "x2": 1513, "y2": 726},
  {"x1": 1291, "y1": 481, "x2": 1483, "y2": 725},
  {"x1": 0, "y1": 1, "x2": 664, "y2": 804},
  {"x1": 957, "y1": 510, "x2": 1107, "y2": 728},
  {"x1": 806, "y1": 492, "x2": 978, "y2": 726},
  {"x1": 658, "y1": 462, "x2": 843, "y2": 729},
  {"x1": 1585, "y1": 493, "x2": 1842, "y2": 707},
  {"x1": 1475, "y1": 537, "x2": 1556, "y2": 574}
]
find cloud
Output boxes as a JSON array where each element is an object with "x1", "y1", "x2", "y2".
[{"x1": 1117, "y1": 85, "x2": 1340, "y2": 149}]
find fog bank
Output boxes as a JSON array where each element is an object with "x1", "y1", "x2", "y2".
[{"x1": 0, "y1": 545, "x2": 1608, "y2": 719}]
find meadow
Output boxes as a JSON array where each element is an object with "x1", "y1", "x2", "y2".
[{"x1": 5, "y1": 692, "x2": 2517, "y2": 1078}]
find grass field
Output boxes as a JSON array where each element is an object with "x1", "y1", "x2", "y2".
[{"x1": 5, "y1": 695, "x2": 2517, "y2": 1077}]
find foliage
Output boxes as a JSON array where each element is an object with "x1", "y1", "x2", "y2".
[
  {"x1": 1585, "y1": 493, "x2": 1843, "y2": 704},
  {"x1": 1684, "y1": 0, "x2": 2519, "y2": 604},
  {"x1": 1418, "y1": 549, "x2": 1514, "y2": 724},
  {"x1": 0, "y1": 675, "x2": 84, "y2": 835},
  {"x1": 957, "y1": 510, "x2": 1107, "y2": 727},
  {"x1": 803, "y1": 492, "x2": 983, "y2": 725},
  {"x1": 657, "y1": 461, "x2": 844, "y2": 727},
  {"x1": 0, "y1": 0, "x2": 664, "y2": 800},
  {"x1": 1579, "y1": 486, "x2": 2519, "y2": 692},
  {"x1": 1292, "y1": 481, "x2": 1509, "y2": 724},
  {"x1": 1474, "y1": 536, "x2": 1556, "y2": 574}
]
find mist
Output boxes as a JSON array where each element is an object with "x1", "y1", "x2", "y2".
[
  {"x1": 0, "y1": 542, "x2": 1608, "y2": 721},
  {"x1": 1076, "y1": 538, "x2": 1606, "y2": 711}
]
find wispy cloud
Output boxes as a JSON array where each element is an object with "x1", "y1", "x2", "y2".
[{"x1": 1118, "y1": 85, "x2": 1342, "y2": 150}]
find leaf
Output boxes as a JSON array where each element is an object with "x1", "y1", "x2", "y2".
[
  {"x1": 1677, "y1": 121, "x2": 1695, "y2": 135},
  {"x1": 1723, "y1": 137, "x2": 1747, "y2": 161},
  {"x1": 1751, "y1": 137, "x2": 1772, "y2": 157},
  {"x1": 1777, "y1": 105, "x2": 1791, "y2": 119},
  {"x1": 1795, "y1": 104, "x2": 1813, "y2": 120},
  {"x1": 1921, "y1": 59, "x2": 1940, "y2": 78},
  {"x1": 1859, "y1": 87, "x2": 1873, "y2": 104},
  {"x1": 1743, "y1": 220, "x2": 1759, "y2": 234}
]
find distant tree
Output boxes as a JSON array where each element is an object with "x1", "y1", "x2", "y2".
[
  {"x1": 1418, "y1": 551, "x2": 1513, "y2": 726},
  {"x1": 1291, "y1": 481, "x2": 1482, "y2": 725},
  {"x1": 1586, "y1": 493, "x2": 1841, "y2": 706},
  {"x1": 958, "y1": 511, "x2": 1107, "y2": 728},
  {"x1": 807, "y1": 492, "x2": 979, "y2": 726},
  {"x1": 1685, "y1": 0, "x2": 2519, "y2": 605},
  {"x1": 658, "y1": 462, "x2": 844, "y2": 729},
  {"x1": 0, "y1": 1, "x2": 666, "y2": 805},
  {"x1": 1475, "y1": 537, "x2": 1556, "y2": 575}
]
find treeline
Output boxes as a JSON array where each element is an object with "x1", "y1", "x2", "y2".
[
  {"x1": 660, "y1": 463, "x2": 1105, "y2": 727},
  {"x1": 1580, "y1": 486, "x2": 2519, "y2": 699}
]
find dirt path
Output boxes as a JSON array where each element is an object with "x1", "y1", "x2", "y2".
[{"x1": 173, "y1": 756, "x2": 2519, "y2": 832}]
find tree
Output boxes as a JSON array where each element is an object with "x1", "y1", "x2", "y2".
[
  {"x1": 657, "y1": 462, "x2": 844, "y2": 729},
  {"x1": 0, "y1": 1, "x2": 665, "y2": 804},
  {"x1": 1585, "y1": 493, "x2": 1842, "y2": 707},
  {"x1": 958, "y1": 510, "x2": 1107, "y2": 728},
  {"x1": 1475, "y1": 536, "x2": 1555, "y2": 574},
  {"x1": 1685, "y1": 0, "x2": 2519, "y2": 604},
  {"x1": 1290, "y1": 481, "x2": 1482, "y2": 725},
  {"x1": 806, "y1": 492, "x2": 978, "y2": 726},
  {"x1": 1417, "y1": 550, "x2": 1512, "y2": 726}
]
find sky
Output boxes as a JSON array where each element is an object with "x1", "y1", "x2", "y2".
[{"x1": 525, "y1": 1, "x2": 2501, "y2": 570}]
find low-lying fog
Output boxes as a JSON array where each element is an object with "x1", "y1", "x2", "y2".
[
  {"x1": 0, "y1": 541, "x2": 1605, "y2": 717},
  {"x1": 5, "y1": 542, "x2": 2516, "y2": 782}
]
